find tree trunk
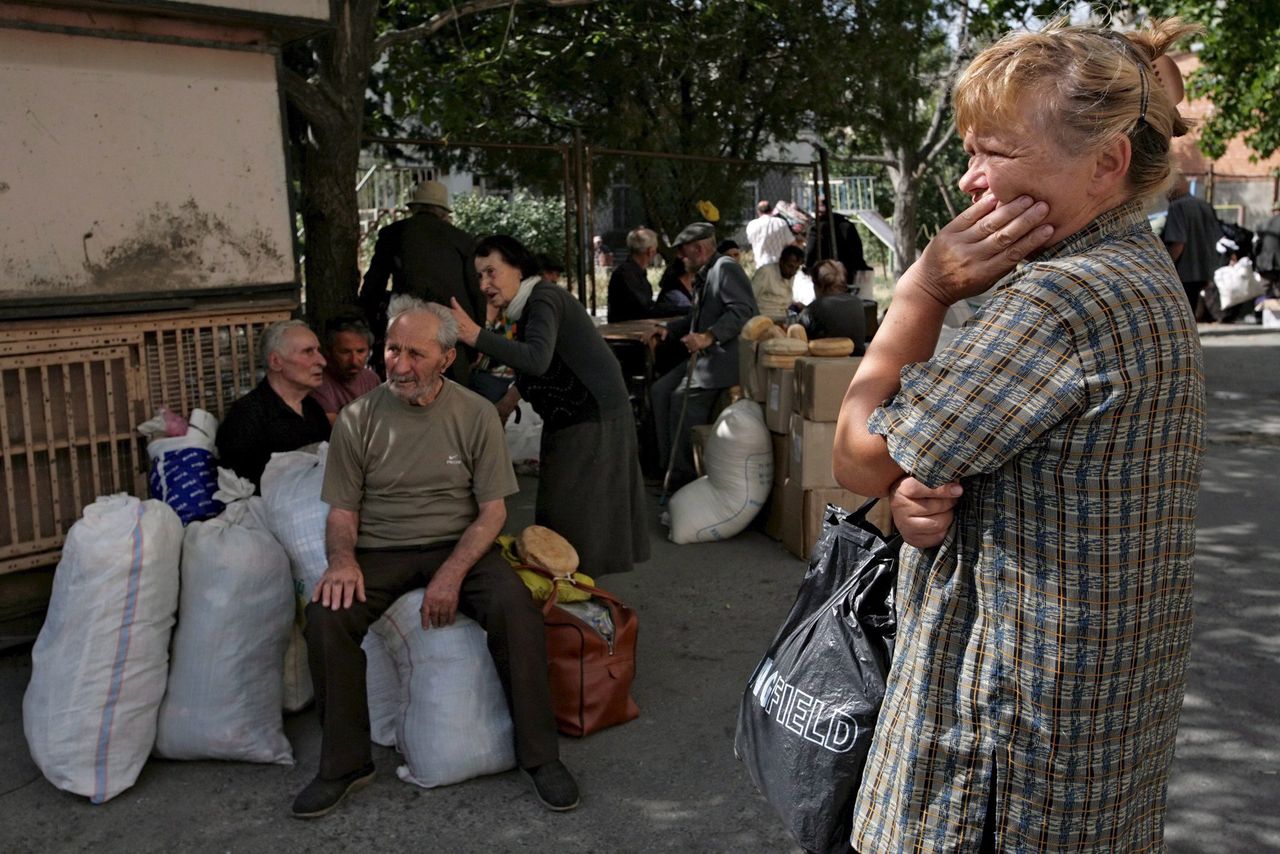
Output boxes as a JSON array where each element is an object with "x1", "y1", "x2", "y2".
[
  {"x1": 300, "y1": 122, "x2": 363, "y2": 328},
  {"x1": 888, "y1": 157, "x2": 921, "y2": 278}
]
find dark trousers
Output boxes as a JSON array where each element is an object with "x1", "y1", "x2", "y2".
[
  {"x1": 304, "y1": 543, "x2": 558, "y2": 780},
  {"x1": 651, "y1": 361, "x2": 721, "y2": 486}
]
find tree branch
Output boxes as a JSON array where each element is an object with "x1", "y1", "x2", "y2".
[
  {"x1": 280, "y1": 65, "x2": 332, "y2": 125},
  {"x1": 375, "y1": 0, "x2": 598, "y2": 54}
]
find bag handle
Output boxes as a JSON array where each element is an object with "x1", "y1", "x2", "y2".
[{"x1": 519, "y1": 563, "x2": 628, "y2": 615}]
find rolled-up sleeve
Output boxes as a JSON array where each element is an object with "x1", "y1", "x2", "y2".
[{"x1": 868, "y1": 282, "x2": 1085, "y2": 487}]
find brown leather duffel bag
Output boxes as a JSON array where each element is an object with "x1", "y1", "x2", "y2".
[{"x1": 530, "y1": 568, "x2": 639, "y2": 737}]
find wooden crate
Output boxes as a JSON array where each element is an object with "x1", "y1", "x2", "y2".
[{"x1": 0, "y1": 302, "x2": 294, "y2": 574}]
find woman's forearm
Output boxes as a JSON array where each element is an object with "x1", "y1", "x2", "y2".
[{"x1": 833, "y1": 268, "x2": 949, "y2": 496}]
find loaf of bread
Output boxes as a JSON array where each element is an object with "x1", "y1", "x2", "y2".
[
  {"x1": 761, "y1": 337, "x2": 809, "y2": 356},
  {"x1": 760, "y1": 353, "x2": 801, "y2": 369},
  {"x1": 808, "y1": 337, "x2": 855, "y2": 357},
  {"x1": 741, "y1": 315, "x2": 780, "y2": 342},
  {"x1": 786, "y1": 324, "x2": 809, "y2": 342},
  {"x1": 516, "y1": 525, "x2": 579, "y2": 577}
]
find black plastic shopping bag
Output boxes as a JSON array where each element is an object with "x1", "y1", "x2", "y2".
[{"x1": 735, "y1": 500, "x2": 901, "y2": 854}]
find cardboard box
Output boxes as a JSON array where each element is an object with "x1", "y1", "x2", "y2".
[
  {"x1": 765, "y1": 368, "x2": 795, "y2": 433},
  {"x1": 788, "y1": 412, "x2": 839, "y2": 489},
  {"x1": 738, "y1": 340, "x2": 770, "y2": 402},
  {"x1": 799, "y1": 488, "x2": 895, "y2": 558},
  {"x1": 793, "y1": 356, "x2": 862, "y2": 422},
  {"x1": 771, "y1": 431, "x2": 789, "y2": 490},
  {"x1": 772, "y1": 477, "x2": 806, "y2": 556}
]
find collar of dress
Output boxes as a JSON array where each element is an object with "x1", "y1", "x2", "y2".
[{"x1": 1032, "y1": 200, "x2": 1149, "y2": 265}]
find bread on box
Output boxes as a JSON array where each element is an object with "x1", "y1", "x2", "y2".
[
  {"x1": 786, "y1": 324, "x2": 808, "y2": 342},
  {"x1": 808, "y1": 337, "x2": 854, "y2": 357},
  {"x1": 760, "y1": 337, "x2": 809, "y2": 369},
  {"x1": 741, "y1": 315, "x2": 782, "y2": 342}
]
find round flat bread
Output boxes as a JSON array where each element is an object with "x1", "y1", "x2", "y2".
[
  {"x1": 516, "y1": 525, "x2": 579, "y2": 577},
  {"x1": 741, "y1": 315, "x2": 778, "y2": 342},
  {"x1": 808, "y1": 337, "x2": 855, "y2": 357},
  {"x1": 761, "y1": 337, "x2": 809, "y2": 356},
  {"x1": 760, "y1": 353, "x2": 801, "y2": 369},
  {"x1": 786, "y1": 324, "x2": 809, "y2": 341}
]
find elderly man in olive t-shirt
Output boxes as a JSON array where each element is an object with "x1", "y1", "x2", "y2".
[{"x1": 292, "y1": 297, "x2": 577, "y2": 820}]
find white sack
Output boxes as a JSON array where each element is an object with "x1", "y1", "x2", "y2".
[
  {"x1": 371, "y1": 591, "x2": 516, "y2": 788},
  {"x1": 365, "y1": 631, "x2": 400, "y2": 748},
  {"x1": 669, "y1": 399, "x2": 773, "y2": 544},
  {"x1": 23, "y1": 495, "x2": 182, "y2": 803},
  {"x1": 154, "y1": 471, "x2": 295, "y2": 764},
  {"x1": 261, "y1": 446, "x2": 331, "y2": 711}
]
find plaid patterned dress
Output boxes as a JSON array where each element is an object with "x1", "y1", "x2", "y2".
[{"x1": 853, "y1": 202, "x2": 1205, "y2": 852}]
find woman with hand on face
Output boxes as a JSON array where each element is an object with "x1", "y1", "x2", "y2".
[
  {"x1": 833, "y1": 19, "x2": 1205, "y2": 852},
  {"x1": 449, "y1": 235, "x2": 649, "y2": 576}
]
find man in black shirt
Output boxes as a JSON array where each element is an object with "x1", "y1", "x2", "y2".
[
  {"x1": 607, "y1": 227, "x2": 662, "y2": 322},
  {"x1": 216, "y1": 319, "x2": 332, "y2": 489}
]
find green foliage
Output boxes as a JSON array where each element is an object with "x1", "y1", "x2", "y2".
[
  {"x1": 372, "y1": 0, "x2": 850, "y2": 241},
  {"x1": 451, "y1": 191, "x2": 567, "y2": 261},
  {"x1": 1154, "y1": 0, "x2": 1279, "y2": 161}
]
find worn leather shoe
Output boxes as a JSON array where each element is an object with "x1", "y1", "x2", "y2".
[
  {"x1": 523, "y1": 759, "x2": 580, "y2": 811},
  {"x1": 291, "y1": 763, "x2": 376, "y2": 819}
]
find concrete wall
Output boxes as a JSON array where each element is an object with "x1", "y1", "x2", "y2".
[{"x1": 0, "y1": 28, "x2": 296, "y2": 303}]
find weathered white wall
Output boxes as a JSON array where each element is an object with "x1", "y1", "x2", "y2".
[
  {"x1": 0, "y1": 30, "x2": 296, "y2": 301},
  {"x1": 166, "y1": 0, "x2": 328, "y2": 20}
]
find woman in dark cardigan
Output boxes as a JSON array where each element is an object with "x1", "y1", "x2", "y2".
[{"x1": 449, "y1": 235, "x2": 650, "y2": 575}]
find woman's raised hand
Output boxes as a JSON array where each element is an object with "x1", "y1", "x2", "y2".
[
  {"x1": 449, "y1": 297, "x2": 482, "y2": 346},
  {"x1": 911, "y1": 194, "x2": 1053, "y2": 307}
]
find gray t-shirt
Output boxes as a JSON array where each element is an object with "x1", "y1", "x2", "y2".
[{"x1": 322, "y1": 382, "x2": 517, "y2": 549}]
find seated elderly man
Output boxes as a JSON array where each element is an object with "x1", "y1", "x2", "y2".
[
  {"x1": 216, "y1": 319, "x2": 331, "y2": 488},
  {"x1": 751, "y1": 244, "x2": 804, "y2": 320},
  {"x1": 292, "y1": 295, "x2": 575, "y2": 819},
  {"x1": 648, "y1": 222, "x2": 757, "y2": 488},
  {"x1": 311, "y1": 312, "x2": 382, "y2": 424}
]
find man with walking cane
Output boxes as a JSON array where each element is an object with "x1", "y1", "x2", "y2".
[{"x1": 648, "y1": 222, "x2": 757, "y2": 492}]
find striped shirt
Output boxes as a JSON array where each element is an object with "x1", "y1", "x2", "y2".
[{"x1": 854, "y1": 202, "x2": 1205, "y2": 852}]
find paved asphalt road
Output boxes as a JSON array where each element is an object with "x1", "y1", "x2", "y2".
[{"x1": 0, "y1": 325, "x2": 1276, "y2": 853}]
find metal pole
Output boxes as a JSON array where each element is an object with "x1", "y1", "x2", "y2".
[
  {"x1": 584, "y1": 144, "x2": 597, "y2": 315},
  {"x1": 819, "y1": 145, "x2": 837, "y2": 262},
  {"x1": 560, "y1": 144, "x2": 575, "y2": 301},
  {"x1": 810, "y1": 162, "x2": 821, "y2": 221},
  {"x1": 573, "y1": 128, "x2": 589, "y2": 307}
]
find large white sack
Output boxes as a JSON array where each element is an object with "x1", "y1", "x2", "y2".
[
  {"x1": 365, "y1": 630, "x2": 400, "y2": 748},
  {"x1": 23, "y1": 495, "x2": 182, "y2": 803},
  {"x1": 371, "y1": 591, "x2": 516, "y2": 788},
  {"x1": 261, "y1": 444, "x2": 330, "y2": 601},
  {"x1": 669, "y1": 399, "x2": 773, "y2": 544},
  {"x1": 261, "y1": 445, "x2": 330, "y2": 711},
  {"x1": 154, "y1": 472, "x2": 295, "y2": 764}
]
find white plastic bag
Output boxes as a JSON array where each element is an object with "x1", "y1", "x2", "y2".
[
  {"x1": 1214, "y1": 257, "x2": 1266, "y2": 309},
  {"x1": 371, "y1": 591, "x2": 516, "y2": 788},
  {"x1": 154, "y1": 470, "x2": 295, "y2": 764},
  {"x1": 505, "y1": 401, "x2": 543, "y2": 466},
  {"x1": 23, "y1": 495, "x2": 183, "y2": 803},
  {"x1": 146, "y1": 408, "x2": 223, "y2": 524},
  {"x1": 669, "y1": 400, "x2": 773, "y2": 544},
  {"x1": 364, "y1": 630, "x2": 400, "y2": 748}
]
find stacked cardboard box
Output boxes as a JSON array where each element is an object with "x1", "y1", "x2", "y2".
[{"x1": 757, "y1": 354, "x2": 893, "y2": 558}]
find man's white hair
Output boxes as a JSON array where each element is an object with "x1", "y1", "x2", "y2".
[
  {"x1": 259, "y1": 319, "x2": 312, "y2": 366},
  {"x1": 386, "y1": 295, "x2": 459, "y2": 349},
  {"x1": 626, "y1": 227, "x2": 658, "y2": 255}
]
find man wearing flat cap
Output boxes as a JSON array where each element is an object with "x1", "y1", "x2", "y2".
[
  {"x1": 648, "y1": 222, "x2": 757, "y2": 488},
  {"x1": 358, "y1": 180, "x2": 485, "y2": 379}
]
